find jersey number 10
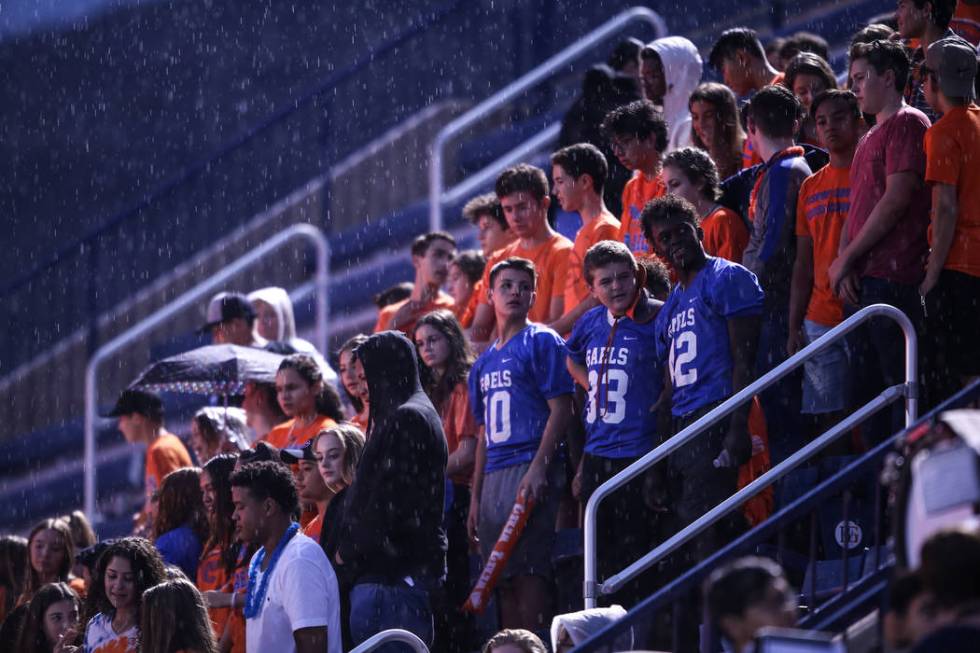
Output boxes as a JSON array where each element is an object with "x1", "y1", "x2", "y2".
[{"x1": 487, "y1": 391, "x2": 512, "y2": 443}]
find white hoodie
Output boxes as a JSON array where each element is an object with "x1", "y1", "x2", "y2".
[
  {"x1": 248, "y1": 286, "x2": 338, "y2": 386},
  {"x1": 649, "y1": 36, "x2": 703, "y2": 153}
]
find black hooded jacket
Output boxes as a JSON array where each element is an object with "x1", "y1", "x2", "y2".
[{"x1": 335, "y1": 331, "x2": 448, "y2": 585}]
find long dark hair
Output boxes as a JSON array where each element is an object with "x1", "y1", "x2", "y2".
[
  {"x1": 0, "y1": 535, "x2": 27, "y2": 619},
  {"x1": 277, "y1": 354, "x2": 345, "y2": 421},
  {"x1": 153, "y1": 468, "x2": 209, "y2": 542},
  {"x1": 413, "y1": 310, "x2": 474, "y2": 410},
  {"x1": 15, "y1": 582, "x2": 79, "y2": 653},
  {"x1": 688, "y1": 82, "x2": 745, "y2": 177},
  {"x1": 20, "y1": 519, "x2": 74, "y2": 605},
  {"x1": 83, "y1": 537, "x2": 166, "y2": 625},
  {"x1": 201, "y1": 454, "x2": 239, "y2": 576},
  {"x1": 337, "y1": 334, "x2": 369, "y2": 414},
  {"x1": 139, "y1": 578, "x2": 217, "y2": 653}
]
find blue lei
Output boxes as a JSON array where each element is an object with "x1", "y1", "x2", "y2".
[{"x1": 244, "y1": 522, "x2": 300, "y2": 619}]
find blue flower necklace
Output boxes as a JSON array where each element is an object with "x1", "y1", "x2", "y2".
[{"x1": 244, "y1": 522, "x2": 300, "y2": 619}]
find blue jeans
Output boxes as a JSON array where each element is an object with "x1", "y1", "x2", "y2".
[{"x1": 349, "y1": 581, "x2": 434, "y2": 653}]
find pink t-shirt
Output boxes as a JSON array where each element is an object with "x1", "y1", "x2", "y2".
[{"x1": 846, "y1": 106, "x2": 931, "y2": 285}]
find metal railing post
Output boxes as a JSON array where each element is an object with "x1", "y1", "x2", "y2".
[
  {"x1": 583, "y1": 304, "x2": 916, "y2": 608},
  {"x1": 84, "y1": 224, "x2": 330, "y2": 520},
  {"x1": 428, "y1": 6, "x2": 667, "y2": 232}
]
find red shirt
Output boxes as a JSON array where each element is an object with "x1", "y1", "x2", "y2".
[{"x1": 846, "y1": 106, "x2": 931, "y2": 284}]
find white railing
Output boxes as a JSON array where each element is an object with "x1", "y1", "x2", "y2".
[
  {"x1": 583, "y1": 303, "x2": 918, "y2": 607},
  {"x1": 348, "y1": 629, "x2": 429, "y2": 653},
  {"x1": 428, "y1": 5, "x2": 668, "y2": 231},
  {"x1": 83, "y1": 224, "x2": 330, "y2": 519}
]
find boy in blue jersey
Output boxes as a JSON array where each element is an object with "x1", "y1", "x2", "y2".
[
  {"x1": 467, "y1": 257, "x2": 575, "y2": 634},
  {"x1": 565, "y1": 239, "x2": 665, "y2": 605},
  {"x1": 643, "y1": 195, "x2": 764, "y2": 557}
]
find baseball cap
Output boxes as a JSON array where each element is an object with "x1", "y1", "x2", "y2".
[
  {"x1": 105, "y1": 389, "x2": 163, "y2": 419},
  {"x1": 198, "y1": 292, "x2": 256, "y2": 333},
  {"x1": 280, "y1": 439, "x2": 317, "y2": 464},
  {"x1": 926, "y1": 37, "x2": 978, "y2": 101},
  {"x1": 76, "y1": 540, "x2": 115, "y2": 569}
]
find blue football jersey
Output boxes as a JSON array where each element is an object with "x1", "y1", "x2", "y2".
[
  {"x1": 469, "y1": 323, "x2": 575, "y2": 472},
  {"x1": 566, "y1": 305, "x2": 663, "y2": 458},
  {"x1": 654, "y1": 256, "x2": 764, "y2": 416}
]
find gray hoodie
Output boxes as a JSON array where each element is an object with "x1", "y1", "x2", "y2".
[{"x1": 649, "y1": 36, "x2": 703, "y2": 153}]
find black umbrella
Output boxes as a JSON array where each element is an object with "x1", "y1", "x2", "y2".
[{"x1": 128, "y1": 344, "x2": 285, "y2": 395}]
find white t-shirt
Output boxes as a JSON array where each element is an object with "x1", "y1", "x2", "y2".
[
  {"x1": 245, "y1": 531, "x2": 342, "y2": 653},
  {"x1": 83, "y1": 612, "x2": 138, "y2": 653}
]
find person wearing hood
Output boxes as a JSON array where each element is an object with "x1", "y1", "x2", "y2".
[
  {"x1": 550, "y1": 606, "x2": 629, "y2": 653},
  {"x1": 330, "y1": 330, "x2": 448, "y2": 651},
  {"x1": 641, "y1": 36, "x2": 704, "y2": 153},
  {"x1": 248, "y1": 286, "x2": 338, "y2": 387}
]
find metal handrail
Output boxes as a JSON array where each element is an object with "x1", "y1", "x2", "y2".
[
  {"x1": 348, "y1": 629, "x2": 429, "y2": 653},
  {"x1": 83, "y1": 224, "x2": 330, "y2": 519},
  {"x1": 583, "y1": 303, "x2": 918, "y2": 607},
  {"x1": 427, "y1": 5, "x2": 667, "y2": 232}
]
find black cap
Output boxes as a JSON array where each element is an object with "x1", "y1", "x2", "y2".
[
  {"x1": 280, "y1": 439, "x2": 317, "y2": 464},
  {"x1": 239, "y1": 441, "x2": 282, "y2": 465},
  {"x1": 76, "y1": 540, "x2": 115, "y2": 569},
  {"x1": 105, "y1": 389, "x2": 163, "y2": 419},
  {"x1": 198, "y1": 292, "x2": 256, "y2": 333}
]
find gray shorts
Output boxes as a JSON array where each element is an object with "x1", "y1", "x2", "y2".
[{"x1": 477, "y1": 460, "x2": 563, "y2": 581}]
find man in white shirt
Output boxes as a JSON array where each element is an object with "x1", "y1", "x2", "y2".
[{"x1": 231, "y1": 460, "x2": 343, "y2": 653}]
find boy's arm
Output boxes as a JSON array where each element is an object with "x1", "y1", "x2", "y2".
[
  {"x1": 719, "y1": 314, "x2": 760, "y2": 466},
  {"x1": 829, "y1": 171, "x2": 920, "y2": 291},
  {"x1": 566, "y1": 356, "x2": 590, "y2": 390},
  {"x1": 549, "y1": 296, "x2": 598, "y2": 335},
  {"x1": 788, "y1": 235, "x2": 815, "y2": 355},
  {"x1": 467, "y1": 430, "x2": 487, "y2": 543},
  {"x1": 921, "y1": 183, "x2": 958, "y2": 296},
  {"x1": 517, "y1": 394, "x2": 573, "y2": 502}
]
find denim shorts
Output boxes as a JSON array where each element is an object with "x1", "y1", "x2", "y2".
[{"x1": 802, "y1": 319, "x2": 851, "y2": 414}]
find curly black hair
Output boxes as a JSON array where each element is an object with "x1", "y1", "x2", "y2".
[
  {"x1": 230, "y1": 461, "x2": 299, "y2": 516},
  {"x1": 83, "y1": 537, "x2": 166, "y2": 626}
]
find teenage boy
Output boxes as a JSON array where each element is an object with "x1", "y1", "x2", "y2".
[
  {"x1": 644, "y1": 196, "x2": 763, "y2": 552},
  {"x1": 709, "y1": 27, "x2": 785, "y2": 167},
  {"x1": 641, "y1": 36, "x2": 703, "y2": 152},
  {"x1": 789, "y1": 90, "x2": 863, "y2": 436},
  {"x1": 108, "y1": 389, "x2": 192, "y2": 529},
  {"x1": 829, "y1": 39, "x2": 931, "y2": 435},
  {"x1": 468, "y1": 257, "x2": 575, "y2": 635},
  {"x1": 565, "y1": 240, "x2": 663, "y2": 604},
  {"x1": 921, "y1": 38, "x2": 980, "y2": 392},
  {"x1": 374, "y1": 231, "x2": 457, "y2": 335},
  {"x1": 741, "y1": 84, "x2": 811, "y2": 465},
  {"x1": 230, "y1": 461, "x2": 341, "y2": 653},
  {"x1": 601, "y1": 100, "x2": 669, "y2": 257},
  {"x1": 896, "y1": 0, "x2": 962, "y2": 120},
  {"x1": 468, "y1": 166, "x2": 573, "y2": 344},
  {"x1": 200, "y1": 292, "x2": 264, "y2": 347},
  {"x1": 461, "y1": 194, "x2": 513, "y2": 333},
  {"x1": 550, "y1": 143, "x2": 621, "y2": 335}
]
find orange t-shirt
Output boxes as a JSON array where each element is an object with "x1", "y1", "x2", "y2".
[
  {"x1": 303, "y1": 514, "x2": 323, "y2": 540},
  {"x1": 196, "y1": 545, "x2": 233, "y2": 637},
  {"x1": 564, "y1": 213, "x2": 621, "y2": 310},
  {"x1": 456, "y1": 280, "x2": 482, "y2": 329},
  {"x1": 263, "y1": 415, "x2": 336, "y2": 450},
  {"x1": 618, "y1": 171, "x2": 666, "y2": 256},
  {"x1": 952, "y1": 3, "x2": 980, "y2": 45},
  {"x1": 374, "y1": 291, "x2": 455, "y2": 336},
  {"x1": 478, "y1": 233, "x2": 573, "y2": 324},
  {"x1": 702, "y1": 206, "x2": 750, "y2": 263},
  {"x1": 145, "y1": 432, "x2": 192, "y2": 502},
  {"x1": 795, "y1": 164, "x2": 850, "y2": 326},
  {"x1": 441, "y1": 382, "x2": 478, "y2": 486},
  {"x1": 350, "y1": 412, "x2": 369, "y2": 435},
  {"x1": 924, "y1": 105, "x2": 980, "y2": 278}
]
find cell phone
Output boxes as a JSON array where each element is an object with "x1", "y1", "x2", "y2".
[{"x1": 754, "y1": 627, "x2": 844, "y2": 653}]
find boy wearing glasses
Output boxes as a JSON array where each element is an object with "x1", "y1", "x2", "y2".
[{"x1": 601, "y1": 100, "x2": 669, "y2": 258}]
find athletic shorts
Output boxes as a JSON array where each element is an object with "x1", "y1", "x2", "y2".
[
  {"x1": 801, "y1": 319, "x2": 851, "y2": 414},
  {"x1": 478, "y1": 460, "x2": 563, "y2": 581}
]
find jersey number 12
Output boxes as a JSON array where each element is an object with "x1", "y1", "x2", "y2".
[{"x1": 669, "y1": 331, "x2": 698, "y2": 388}]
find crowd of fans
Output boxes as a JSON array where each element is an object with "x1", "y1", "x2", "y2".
[{"x1": 3, "y1": 1, "x2": 980, "y2": 651}]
